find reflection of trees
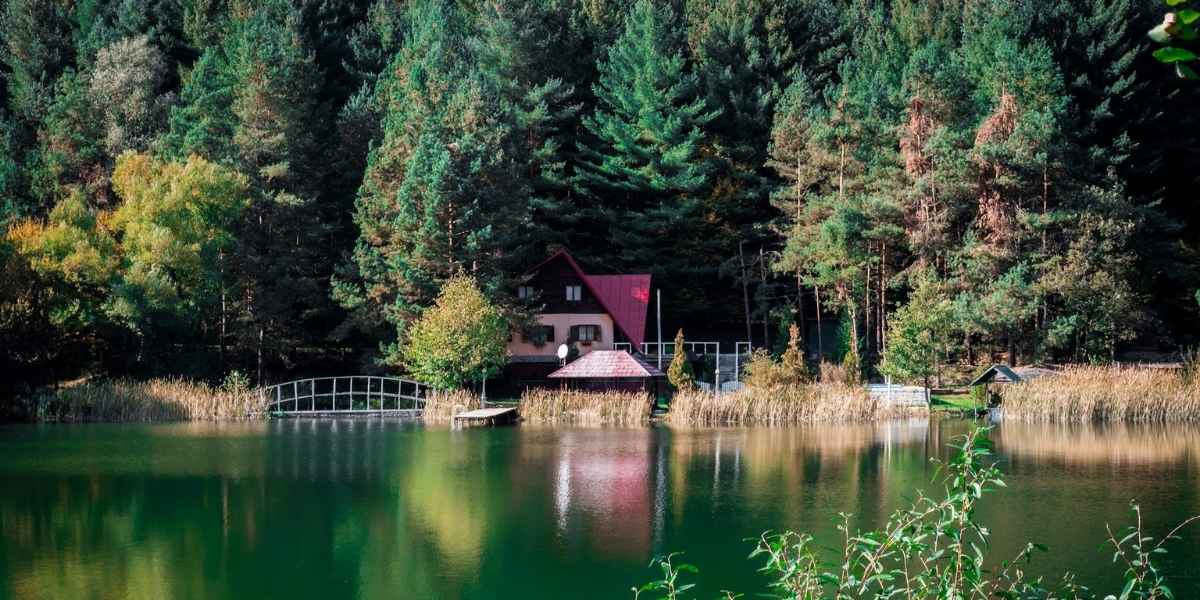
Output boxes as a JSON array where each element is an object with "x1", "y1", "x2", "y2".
[
  {"x1": 995, "y1": 422, "x2": 1200, "y2": 466},
  {"x1": 402, "y1": 431, "x2": 490, "y2": 573},
  {"x1": 5, "y1": 420, "x2": 1199, "y2": 599},
  {"x1": 663, "y1": 422, "x2": 936, "y2": 542},
  {"x1": 0, "y1": 475, "x2": 261, "y2": 599},
  {"x1": 667, "y1": 421, "x2": 933, "y2": 519}
]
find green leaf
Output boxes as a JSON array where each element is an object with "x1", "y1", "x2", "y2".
[
  {"x1": 1181, "y1": 8, "x2": 1200, "y2": 23},
  {"x1": 1176, "y1": 63, "x2": 1200, "y2": 79},
  {"x1": 1167, "y1": 0, "x2": 1189, "y2": 6},
  {"x1": 1154, "y1": 46, "x2": 1198, "y2": 62},
  {"x1": 1150, "y1": 24, "x2": 1173, "y2": 43},
  {"x1": 1119, "y1": 577, "x2": 1136, "y2": 600}
]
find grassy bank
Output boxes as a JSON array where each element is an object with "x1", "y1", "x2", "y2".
[
  {"x1": 518, "y1": 389, "x2": 652, "y2": 426},
  {"x1": 1001, "y1": 365, "x2": 1200, "y2": 423},
  {"x1": 930, "y1": 392, "x2": 978, "y2": 412},
  {"x1": 667, "y1": 384, "x2": 926, "y2": 426},
  {"x1": 29, "y1": 378, "x2": 265, "y2": 422}
]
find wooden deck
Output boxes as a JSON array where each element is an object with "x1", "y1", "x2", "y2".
[{"x1": 453, "y1": 406, "x2": 520, "y2": 427}]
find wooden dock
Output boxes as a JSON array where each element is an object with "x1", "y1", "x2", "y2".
[{"x1": 453, "y1": 406, "x2": 520, "y2": 427}]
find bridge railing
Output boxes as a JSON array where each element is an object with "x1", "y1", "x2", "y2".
[{"x1": 261, "y1": 376, "x2": 427, "y2": 414}]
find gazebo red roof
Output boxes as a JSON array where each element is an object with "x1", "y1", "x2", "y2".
[
  {"x1": 526, "y1": 250, "x2": 651, "y2": 348},
  {"x1": 548, "y1": 351, "x2": 665, "y2": 379}
]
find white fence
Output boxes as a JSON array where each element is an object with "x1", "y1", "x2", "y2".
[{"x1": 867, "y1": 384, "x2": 930, "y2": 407}]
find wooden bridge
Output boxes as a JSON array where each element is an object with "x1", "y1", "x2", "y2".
[{"x1": 261, "y1": 376, "x2": 428, "y2": 416}]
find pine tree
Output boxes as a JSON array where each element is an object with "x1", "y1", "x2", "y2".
[
  {"x1": 159, "y1": 47, "x2": 236, "y2": 161},
  {"x1": 474, "y1": 0, "x2": 583, "y2": 253},
  {"x1": 222, "y1": 2, "x2": 336, "y2": 380},
  {"x1": 337, "y1": 0, "x2": 533, "y2": 365},
  {"x1": 1, "y1": 0, "x2": 75, "y2": 123},
  {"x1": 575, "y1": 0, "x2": 719, "y2": 313},
  {"x1": 690, "y1": 0, "x2": 781, "y2": 235},
  {"x1": 31, "y1": 70, "x2": 106, "y2": 207}
]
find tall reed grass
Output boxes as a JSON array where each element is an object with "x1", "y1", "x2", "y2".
[
  {"x1": 420, "y1": 389, "x2": 481, "y2": 423},
  {"x1": 519, "y1": 388, "x2": 652, "y2": 426},
  {"x1": 34, "y1": 378, "x2": 266, "y2": 421},
  {"x1": 1000, "y1": 365, "x2": 1200, "y2": 423},
  {"x1": 667, "y1": 383, "x2": 925, "y2": 426}
]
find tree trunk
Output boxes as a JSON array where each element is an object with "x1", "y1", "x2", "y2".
[
  {"x1": 796, "y1": 273, "x2": 807, "y2": 355},
  {"x1": 815, "y1": 286, "x2": 824, "y2": 361},
  {"x1": 759, "y1": 247, "x2": 769, "y2": 350},
  {"x1": 257, "y1": 327, "x2": 264, "y2": 385},
  {"x1": 879, "y1": 244, "x2": 887, "y2": 353},
  {"x1": 864, "y1": 263, "x2": 872, "y2": 362},
  {"x1": 219, "y1": 251, "x2": 227, "y2": 369},
  {"x1": 739, "y1": 242, "x2": 752, "y2": 346}
]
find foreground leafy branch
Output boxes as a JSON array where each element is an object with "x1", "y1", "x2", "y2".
[{"x1": 636, "y1": 428, "x2": 1197, "y2": 599}]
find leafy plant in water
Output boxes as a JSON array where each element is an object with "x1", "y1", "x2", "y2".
[
  {"x1": 633, "y1": 553, "x2": 699, "y2": 600},
  {"x1": 636, "y1": 427, "x2": 1198, "y2": 599}
]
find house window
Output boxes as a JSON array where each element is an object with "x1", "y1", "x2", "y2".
[
  {"x1": 565, "y1": 285, "x2": 582, "y2": 301},
  {"x1": 572, "y1": 324, "x2": 601, "y2": 343},
  {"x1": 518, "y1": 286, "x2": 535, "y2": 299},
  {"x1": 522, "y1": 325, "x2": 555, "y2": 347}
]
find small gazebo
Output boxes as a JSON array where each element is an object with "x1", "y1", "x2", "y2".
[
  {"x1": 547, "y1": 350, "x2": 666, "y2": 394},
  {"x1": 970, "y1": 364, "x2": 1059, "y2": 387},
  {"x1": 969, "y1": 364, "x2": 1059, "y2": 408},
  {"x1": 969, "y1": 364, "x2": 1023, "y2": 387}
]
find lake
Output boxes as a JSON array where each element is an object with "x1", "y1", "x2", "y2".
[{"x1": 1, "y1": 418, "x2": 1199, "y2": 599}]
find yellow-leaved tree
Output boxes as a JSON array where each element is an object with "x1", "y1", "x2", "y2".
[
  {"x1": 400, "y1": 275, "x2": 509, "y2": 390},
  {"x1": 667, "y1": 328, "x2": 694, "y2": 390},
  {"x1": 107, "y1": 152, "x2": 249, "y2": 334}
]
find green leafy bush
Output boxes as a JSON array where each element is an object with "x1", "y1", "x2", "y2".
[{"x1": 399, "y1": 275, "x2": 509, "y2": 390}]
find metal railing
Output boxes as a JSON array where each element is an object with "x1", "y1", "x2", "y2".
[
  {"x1": 261, "y1": 376, "x2": 427, "y2": 415},
  {"x1": 640, "y1": 341, "x2": 721, "y2": 356}
]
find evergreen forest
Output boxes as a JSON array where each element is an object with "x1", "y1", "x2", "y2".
[{"x1": 2, "y1": 0, "x2": 1198, "y2": 387}]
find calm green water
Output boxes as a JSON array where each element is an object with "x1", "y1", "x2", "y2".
[{"x1": 2, "y1": 418, "x2": 1199, "y2": 599}]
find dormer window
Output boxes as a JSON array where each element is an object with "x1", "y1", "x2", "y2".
[
  {"x1": 565, "y1": 285, "x2": 582, "y2": 301},
  {"x1": 518, "y1": 286, "x2": 534, "y2": 299}
]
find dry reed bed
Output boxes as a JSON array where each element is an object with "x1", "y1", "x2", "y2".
[
  {"x1": 667, "y1": 384, "x2": 926, "y2": 426},
  {"x1": 37, "y1": 378, "x2": 265, "y2": 422},
  {"x1": 420, "y1": 389, "x2": 482, "y2": 423},
  {"x1": 1000, "y1": 366, "x2": 1200, "y2": 423},
  {"x1": 518, "y1": 389, "x2": 652, "y2": 426}
]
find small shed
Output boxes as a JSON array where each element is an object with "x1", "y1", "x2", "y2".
[
  {"x1": 969, "y1": 364, "x2": 1023, "y2": 387},
  {"x1": 969, "y1": 364, "x2": 1059, "y2": 408},
  {"x1": 548, "y1": 350, "x2": 667, "y2": 394},
  {"x1": 970, "y1": 364, "x2": 1059, "y2": 387}
]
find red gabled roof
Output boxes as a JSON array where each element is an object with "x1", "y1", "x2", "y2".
[
  {"x1": 526, "y1": 250, "x2": 651, "y2": 348},
  {"x1": 548, "y1": 351, "x2": 665, "y2": 379}
]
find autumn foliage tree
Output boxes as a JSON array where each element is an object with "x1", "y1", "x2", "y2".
[
  {"x1": 667, "y1": 329, "x2": 695, "y2": 391},
  {"x1": 400, "y1": 275, "x2": 509, "y2": 391}
]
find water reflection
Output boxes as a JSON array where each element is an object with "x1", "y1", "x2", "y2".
[
  {"x1": 995, "y1": 422, "x2": 1200, "y2": 465},
  {"x1": 1, "y1": 419, "x2": 1198, "y2": 599}
]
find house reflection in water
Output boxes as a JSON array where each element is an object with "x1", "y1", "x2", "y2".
[{"x1": 547, "y1": 430, "x2": 666, "y2": 556}]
